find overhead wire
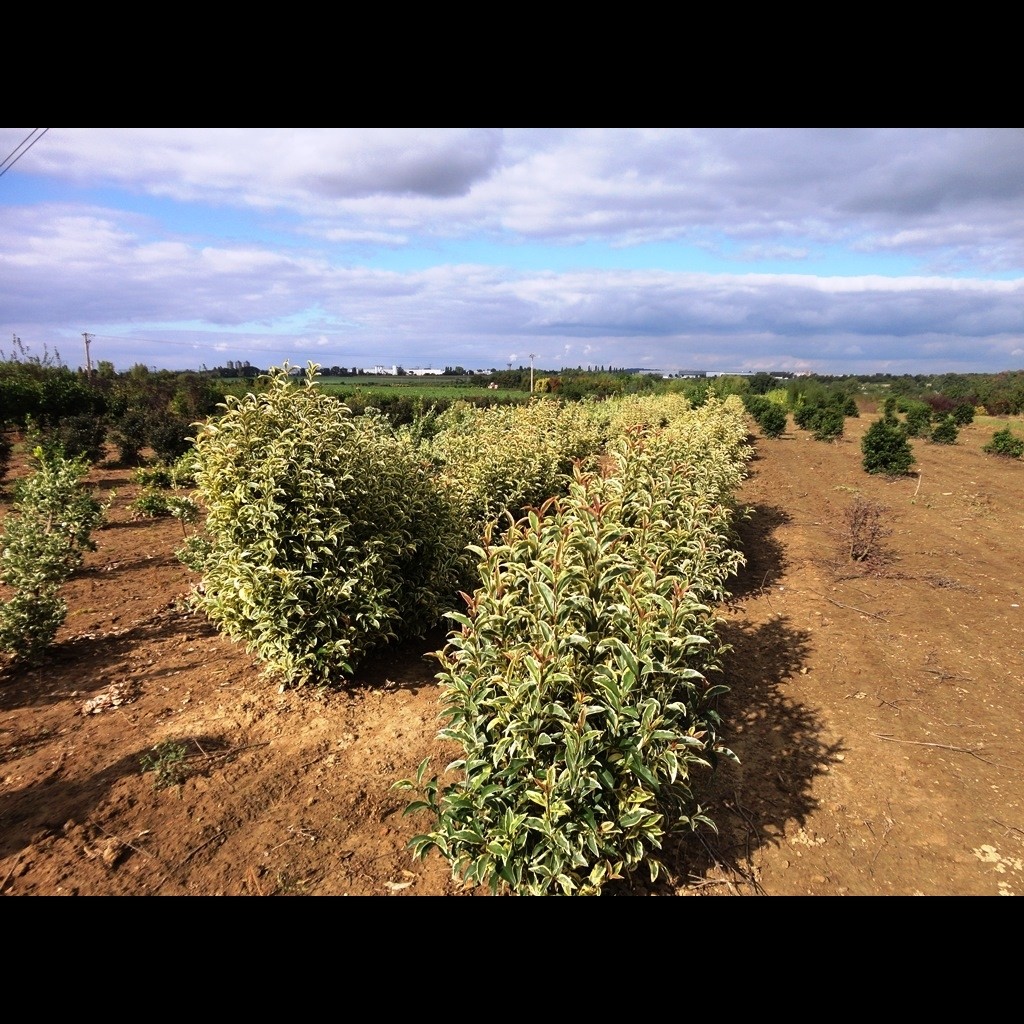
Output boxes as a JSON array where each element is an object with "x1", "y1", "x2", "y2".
[{"x1": 0, "y1": 128, "x2": 51, "y2": 179}]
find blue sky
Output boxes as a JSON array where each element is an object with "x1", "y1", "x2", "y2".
[{"x1": 3, "y1": 127, "x2": 1023, "y2": 375}]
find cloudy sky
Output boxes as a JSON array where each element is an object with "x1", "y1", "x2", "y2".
[{"x1": 3, "y1": 127, "x2": 1023, "y2": 375}]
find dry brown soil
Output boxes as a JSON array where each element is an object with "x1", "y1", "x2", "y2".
[{"x1": 2, "y1": 413, "x2": 1023, "y2": 896}]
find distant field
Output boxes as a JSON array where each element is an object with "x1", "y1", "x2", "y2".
[
  {"x1": 975, "y1": 414, "x2": 1024, "y2": 435},
  {"x1": 317, "y1": 376, "x2": 530, "y2": 402}
]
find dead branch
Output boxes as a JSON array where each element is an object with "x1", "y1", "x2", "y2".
[
  {"x1": 874, "y1": 734, "x2": 1015, "y2": 771},
  {"x1": 184, "y1": 741, "x2": 269, "y2": 764},
  {"x1": 992, "y1": 819, "x2": 1024, "y2": 839},
  {"x1": 810, "y1": 592, "x2": 888, "y2": 620},
  {"x1": 179, "y1": 829, "x2": 227, "y2": 866},
  {"x1": 94, "y1": 823, "x2": 161, "y2": 864}
]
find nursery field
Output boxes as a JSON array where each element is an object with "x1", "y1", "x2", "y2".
[{"x1": 1, "y1": 412, "x2": 1022, "y2": 895}]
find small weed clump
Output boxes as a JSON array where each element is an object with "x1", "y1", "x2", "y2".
[
  {"x1": 140, "y1": 741, "x2": 190, "y2": 789},
  {"x1": 130, "y1": 488, "x2": 172, "y2": 518}
]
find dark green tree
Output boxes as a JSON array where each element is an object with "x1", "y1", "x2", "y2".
[
  {"x1": 862, "y1": 419, "x2": 915, "y2": 476},
  {"x1": 930, "y1": 417, "x2": 958, "y2": 445}
]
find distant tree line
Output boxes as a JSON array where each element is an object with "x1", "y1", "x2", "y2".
[
  {"x1": 4, "y1": 333, "x2": 1023, "y2": 472},
  {"x1": 1, "y1": 340, "x2": 247, "y2": 466}
]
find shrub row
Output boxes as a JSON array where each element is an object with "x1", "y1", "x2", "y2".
[
  {"x1": 426, "y1": 399, "x2": 605, "y2": 536},
  {"x1": 402, "y1": 402, "x2": 750, "y2": 894}
]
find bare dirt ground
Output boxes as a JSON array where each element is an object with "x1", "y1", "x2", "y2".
[{"x1": 2, "y1": 412, "x2": 1023, "y2": 895}]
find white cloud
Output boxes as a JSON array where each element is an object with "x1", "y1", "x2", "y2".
[
  {"x1": 9, "y1": 129, "x2": 1021, "y2": 259},
  {"x1": 3, "y1": 129, "x2": 1024, "y2": 374}
]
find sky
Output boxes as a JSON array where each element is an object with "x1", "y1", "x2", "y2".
[{"x1": 2, "y1": 127, "x2": 1024, "y2": 376}]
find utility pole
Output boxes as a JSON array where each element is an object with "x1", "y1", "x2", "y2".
[
  {"x1": 82, "y1": 332, "x2": 94, "y2": 378},
  {"x1": 529, "y1": 353, "x2": 536, "y2": 393}
]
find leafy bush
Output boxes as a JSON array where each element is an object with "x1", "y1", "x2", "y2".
[
  {"x1": 794, "y1": 398, "x2": 848, "y2": 439},
  {"x1": 131, "y1": 452, "x2": 196, "y2": 491},
  {"x1": 792, "y1": 403, "x2": 817, "y2": 430},
  {"x1": 756, "y1": 403, "x2": 788, "y2": 438},
  {"x1": 190, "y1": 364, "x2": 466, "y2": 687},
  {"x1": 862, "y1": 419, "x2": 915, "y2": 476},
  {"x1": 131, "y1": 463, "x2": 175, "y2": 489},
  {"x1": 743, "y1": 395, "x2": 770, "y2": 421},
  {"x1": 983, "y1": 428, "x2": 1024, "y2": 459},
  {"x1": 930, "y1": 417, "x2": 959, "y2": 445},
  {"x1": 0, "y1": 375, "x2": 42, "y2": 428},
  {"x1": 743, "y1": 393, "x2": 786, "y2": 438},
  {"x1": 810, "y1": 407, "x2": 844, "y2": 442},
  {"x1": 146, "y1": 411, "x2": 193, "y2": 463},
  {"x1": 402, "y1": 414, "x2": 747, "y2": 895},
  {"x1": 952, "y1": 402, "x2": 975, "y2": 426},
  {"x1": 168, "y1": 449, "x2": 198, "y2": 489},
  {"x1": 111, "y1": 409, "x2": 149, "y2": 464},
  {"x1": 0, "y1": 447, "x2": 104, "y2": 659},
  {"x1": 45, "y1": 413, "x2": 107, "y2": 464},
  {"x1": 903, "y1": 402, "x2": 933, "y2": 439},
  {"x1": 600, "y1": 393, "x2": 694, "y2": 437},
  {"x1": 166, "y1": 495, "x2": 200, "y2": 528}
]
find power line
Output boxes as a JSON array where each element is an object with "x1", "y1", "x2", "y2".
[
  {"x1": 0, "y1": 129, "x2": 40, "y2": 171},
  {"x1": 0, "y1": 128, "x2": 50, "y2": 179}
]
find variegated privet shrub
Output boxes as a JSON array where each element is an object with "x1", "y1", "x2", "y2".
[
  {"x1": 188, "y1": 364, "x2": 466, "y2": 687},
  {"x1": 597, "y1": 391, "x2": 693, "y2": 436},
  {"x1": 0, "y1": 446, "x2": 105, "y2": 659},
  {"x1": 401, "y1": 414, "x2": 749, "y2": 895},
  {"x1": 427, "y1": 399, "x2": 605, "y2": 535}
]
